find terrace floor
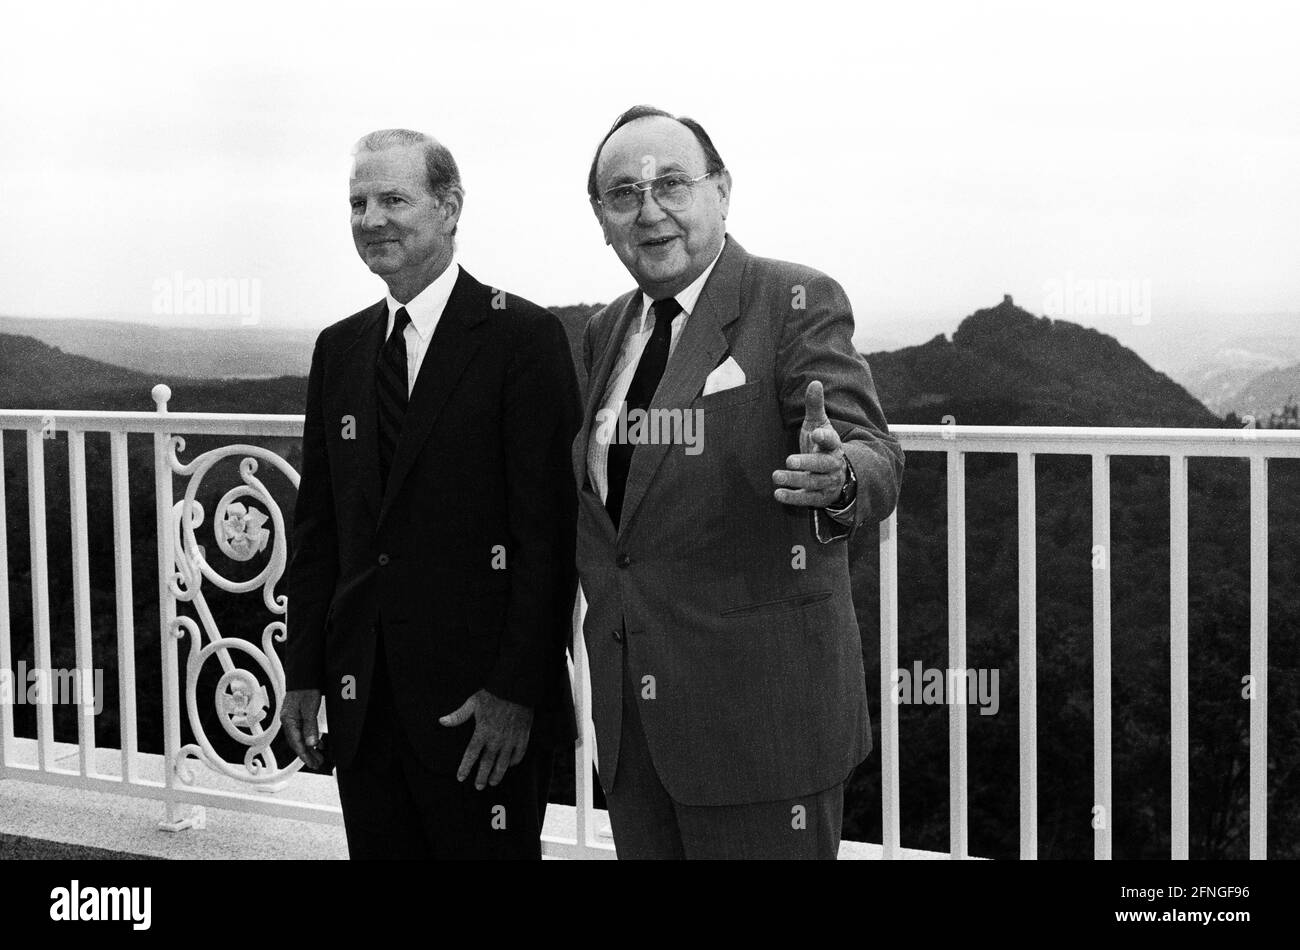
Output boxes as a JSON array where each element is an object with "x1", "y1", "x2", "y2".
[{"x1": 0, "y1": 740, "x2": 938, "y2": 859}]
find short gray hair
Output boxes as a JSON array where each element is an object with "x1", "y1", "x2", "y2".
[{"x1": 353, "y1": 128, "x2": 463, "y2": 233}]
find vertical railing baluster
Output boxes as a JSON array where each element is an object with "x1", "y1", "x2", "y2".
[
  {"x1": 879, "y1": 510, "x2": 900, "y2": 860},
  {"x1": 1248, "y1": 454, "x2": 1268, "y2": 859},
  {"x1": 110, "y1": 429, "x2": 139, "y2": 782},
  {"x1": 151, "y1": 386, "x2": 184, "y2": 826},
  {"x1": 571, "y1": 588, "x2": 596, "y2": 856},
  {"x1": 0, "y1": 430, "x2": 12, "y2": 771},
  {"x1": 947, "y1": 448, "x2": 968, "y2": 859},
  {"x1": 27, "y1": 427, "x2": 55, "y2": 770},
  {"x1": 1092, "y1": 453, "x2": 1112, "y2": 860},
  {"x1": 1017, "y1": 451, "x2": 1038, "y2": 860},
  {"x1": 1169, "y1": 453, "x2": 1189, "y2": 859},
  {"x1": 68, "y1": 428, "x2": 97, "y2": 776},
  {"x1": 0, "y1": 419, "x2": 1288, "y2": 856}
]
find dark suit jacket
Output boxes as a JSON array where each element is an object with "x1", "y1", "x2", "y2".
[
  {"x1": 286, "y1": 267, "x2": 581, "y2": 773},
  {"x1": 573, "y1": 236, "x2": 903, "y2": 806}
]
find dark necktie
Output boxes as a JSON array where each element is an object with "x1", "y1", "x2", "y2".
[
  {"x1": 605, "y1": 297, "x2": 682, "y2": 528},
  {"x1": 376, "y1": 306, "x2": 411, "y2": 490}
]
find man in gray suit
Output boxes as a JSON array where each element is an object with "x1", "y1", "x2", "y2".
[{"x1": 575, "y1": 105, "x2": 904, "y2": 859}]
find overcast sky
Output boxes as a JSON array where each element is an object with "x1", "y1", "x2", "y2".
[{"x1": 1, "y1": 0, "x2": 1297, "y2": 339}]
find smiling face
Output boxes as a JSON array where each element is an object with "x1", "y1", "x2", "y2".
[
  {"x1": 592, "y1": 116, "x2": 731, "y2": 300},
  {"x1": 349, "y1": 143, "x2": 459, "y2": 301}
]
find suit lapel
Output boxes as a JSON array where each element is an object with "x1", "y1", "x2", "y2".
[
  {"x1": 615, "y1": 237, "x2": 746, "y2": 535},
  {"x1": 339, "y1": 300, "x2": 388, "y2": 525},
  {"x1": 572, "y1": 291, "x2": 641, "y2": 492},
  {"x1": 377, "y1": 267, "x2": 487, "y2": 529}
]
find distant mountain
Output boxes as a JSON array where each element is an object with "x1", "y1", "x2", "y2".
[
  {"x1": 1098, "y1": 312, "x2": 1300, "y2": 415},
  {"x1": 549, "y1": 304, "x2": 603, "y2": 402},
  {"x1": 0, "y1": 333, "x2": 306, "y2": 413},
  {"x1": 0, "y1": 301, "x2": 609, "y2": 413},
  {"x1": 4, "y1": 297, "x2": 1228, "y2": 429},
  {"x1": 1224, "y1": 361, "x2": 1300, "y2": 421},
  {"x1": 0, "y1": 333, "x2": 157, "y2": 407},
  {"x1": 1187, "y1": 360, "x2": 1282, "y2": 414},
  {"x1": 0, "y1": 315, "x2": 317, "y2": 380},
  {"x1": 1173, "y1": 333, "x2": 1300, "y2": 414},
  {"x1": 1, "y1": 306, "x2": 608, "y2": 393},
  {"x1": 865, "y1": 296, "x2": 1223, "y2": 427}
]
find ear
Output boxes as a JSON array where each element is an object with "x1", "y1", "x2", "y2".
[
  {"x1": 438, "y1": 187, "x2": 464, "y2": 234},
  {"x1": 590, "y1": 198, "x2": 613, "y2": 245},
  {"x1": 715, "y1": 169, "x2": 732, "y2": 221}
]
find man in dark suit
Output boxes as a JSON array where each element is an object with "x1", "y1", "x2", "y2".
[
  {"x1": 281, "y1": 128, "x2": 580, "y2": 859},
  {"x1": 575, "y1": 106, "x2": 904, "y2": 859}
]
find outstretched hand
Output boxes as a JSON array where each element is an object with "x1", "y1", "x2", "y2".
[{"x1": 772, "y1": 380, "x2": 848, "y2": 508}]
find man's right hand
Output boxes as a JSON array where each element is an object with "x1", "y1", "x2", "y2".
[{"x1": 281, "y1": 688, "x2": 324, "y2": 770}]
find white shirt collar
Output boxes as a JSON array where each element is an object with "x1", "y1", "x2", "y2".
[
  {"x1": 386, "y1": 255, "x2": 460, "y2": 340},
  {"x1": 637, "y1": 239, "x2": 726, "y2": 330}
]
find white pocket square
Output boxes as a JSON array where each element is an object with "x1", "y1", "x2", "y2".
[{"x1": 703, "y1": 356, "x2": 746, "y2": 396}]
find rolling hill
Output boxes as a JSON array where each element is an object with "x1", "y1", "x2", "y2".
[
  {"x1": 4, "y1": 296, "x2": 1225, "y2": 429},
  {"x1": 1223, "y1": 360, "x2": 1300, "y2": 421},
  {"x1": 0, "y1": 315, "x2": 317, "y2": 381},
  {"x1": 0, "y1": 333, "x2": 307, "y2": 413},
  {"x1": 865, "y1": 296, "x2": 1223, "y2": 427}
]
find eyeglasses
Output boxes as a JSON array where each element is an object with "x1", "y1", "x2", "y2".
[{"x1": 596, "y1": 171, "x2": 717, "y2": 215}]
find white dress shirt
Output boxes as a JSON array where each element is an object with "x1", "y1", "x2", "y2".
[
  {"x1": 587, "y1": 242, "x2": 726, "y2": 502},
  {"x1": 384, "y1": 256, "x2": 460, "y2": 397}
]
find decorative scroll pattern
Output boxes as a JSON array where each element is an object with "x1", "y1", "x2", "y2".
[{"x1": 163, "y1": 436, "x2": 305, "y2": 787}]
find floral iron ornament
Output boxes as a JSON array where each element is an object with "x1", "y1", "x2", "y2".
[
  {"x1": 220, "y1": 501, "x2": 270, "y2": 560},
  {"x1": 162, "y1": 435, "x2": 311, "y2": 787}
]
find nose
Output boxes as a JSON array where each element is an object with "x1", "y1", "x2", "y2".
[
  {"x1": 635, "y1": 189, "x2": 668, "y2": 224},
  {"x1": 359, "y1": 200, "x2": 386, "y2": 231}
]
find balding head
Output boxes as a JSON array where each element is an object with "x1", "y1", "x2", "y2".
[{"x1": 588, "y1": 106, "x2": 731, "y2": 299}]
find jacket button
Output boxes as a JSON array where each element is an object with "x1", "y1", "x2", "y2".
[
  {"x1": 377, "y1": 553, "x2": 390, "y2": 566},
  {"x1": 615, "y1": 553, "x2": 631, "y2": 569},
  {"x1": 612, "y1": 628, "x2": 624, "y2": 642}
]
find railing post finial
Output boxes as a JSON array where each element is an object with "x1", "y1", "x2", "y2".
[{"x1": 151, "y1": 384, "x2": 172, "y2": 413}]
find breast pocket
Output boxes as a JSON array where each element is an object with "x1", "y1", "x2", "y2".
[{"x1": 697, "y1": 379, "x2": 764, "y2": 412}]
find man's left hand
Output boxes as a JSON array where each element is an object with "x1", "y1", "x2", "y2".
[
  {"x1": 773, "y1": 380, "x2": 847, "y2": 507},
  {"x1": 440, "y1": 689, "x2": 534, "y2": 790}
]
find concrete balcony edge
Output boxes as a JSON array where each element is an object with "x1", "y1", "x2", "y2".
[{"x1": 0, "y1": 739, "x2": 949, "y2": 859}]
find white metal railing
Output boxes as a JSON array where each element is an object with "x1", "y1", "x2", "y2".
[
  {"x1": 1, "y1": 395, "x2": 1296, "y2": 859},
  {"x1": 879, "y1": 424, "x2": 1300, "y2": 861},
  {"x1": 0, "y1": 389, "x2": 339, "y2": 830},
  {"x1": 0, "y1": 387, "x2": 610, "y2": 856}
]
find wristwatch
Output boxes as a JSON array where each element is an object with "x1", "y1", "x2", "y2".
[{"x1": 831, "y1": 456, "x2": 857, "y2": 509}]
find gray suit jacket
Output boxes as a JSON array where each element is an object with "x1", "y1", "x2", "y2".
[{"x1": 573, "y1": 236, "x2": 903, "y2": 806}]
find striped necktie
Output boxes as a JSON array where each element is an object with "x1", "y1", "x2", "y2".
[{"x1": 376, "y1": 306, "x2": 411, "y2": 490}]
